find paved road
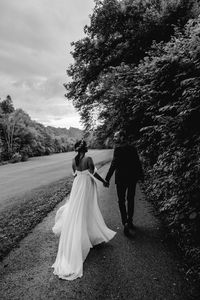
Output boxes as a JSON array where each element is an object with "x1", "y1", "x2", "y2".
[
  {"x1": 0, "y1": 150, "x2": 113, "y2": 209},
  {"x1": 0, "y1": 165, "x2": 192, "y2": 300}
]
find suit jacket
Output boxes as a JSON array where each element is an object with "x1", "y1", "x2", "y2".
[{"x1": 105, "y1": 144, "x2": 144, "y2": 184}]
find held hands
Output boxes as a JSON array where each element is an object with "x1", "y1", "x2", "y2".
[{"x1": 103, "y1": 180, "x2": 109, "y2": 188}]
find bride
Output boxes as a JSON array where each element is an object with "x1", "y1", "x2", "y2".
[{"x1": 52, "y1": 140, "x2": 116, "y2": 280}]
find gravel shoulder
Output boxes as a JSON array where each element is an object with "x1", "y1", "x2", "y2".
[{"x1": 0, "y1": 165, "x2": 194, "y2": 300}]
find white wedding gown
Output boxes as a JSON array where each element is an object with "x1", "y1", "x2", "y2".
[{"x1": 52, "y1": 169, "x2": 116, "y2": 280}]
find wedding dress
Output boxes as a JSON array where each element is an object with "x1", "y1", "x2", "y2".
[{"x1": 52, "y1": 169, "x2": 116, "y2": 280}]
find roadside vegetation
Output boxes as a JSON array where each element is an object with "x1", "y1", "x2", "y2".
[
  {"x1": 65, "y1": 0, "x2": 200, "y2": 286},
  {"x1": 0, "y1": 96, "x2": 82, "y2": 163}
]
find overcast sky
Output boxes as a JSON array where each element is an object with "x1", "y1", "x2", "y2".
[{"x1": 0, "y1": 0, "x2": 95, "y2": 129}]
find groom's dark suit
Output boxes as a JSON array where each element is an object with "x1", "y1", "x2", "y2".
[{"x1": 105, "y1": 144, "x2": 144, "y2": 226}]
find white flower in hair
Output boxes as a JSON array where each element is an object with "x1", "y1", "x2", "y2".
[{"x1": 75, "y1": 140, "x2": 85, "y2": 152}]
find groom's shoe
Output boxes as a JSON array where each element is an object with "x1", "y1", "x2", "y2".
[{"x1": 123, "y1": 223, "x2": 130, "y2": 237}]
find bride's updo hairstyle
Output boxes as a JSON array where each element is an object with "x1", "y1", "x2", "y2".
[{"x1": 74, "y1": 140, "x2": 88, "y2": 166}]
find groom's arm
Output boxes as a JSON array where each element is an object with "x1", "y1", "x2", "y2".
[
  {"x1": 105, "y1": 147, "x2": 118, "y2": 183},
  {"x1": 88, "y1": 157, "x2": 108, "y2": 185}
]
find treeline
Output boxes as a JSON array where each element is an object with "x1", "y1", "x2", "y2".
[
  {"x1": 0, "y1": 96, "x2": 82, "y2": 163},
  {"x1": 66, "y1": 0, "x2": 200, "y2": 282}
]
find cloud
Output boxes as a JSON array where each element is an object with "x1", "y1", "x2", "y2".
[
  {"x1": 0, "y1": 73, "x2": 81, "y2": 129},
  {"x1": 0, "y1": 0, "x2": 94, "y2": 128},
  {"x1": 13, "y1": 74, "x2": 65, "y2": 99},
  {"x1": 29, "y1": 98, "x2": 82, "y2": 129}
]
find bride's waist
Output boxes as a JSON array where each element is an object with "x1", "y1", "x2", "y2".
[{"x1": 76, "y1": 170, "x2": 91, "y2": 176}]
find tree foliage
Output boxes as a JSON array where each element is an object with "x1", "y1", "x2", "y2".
[
  {"x1": 65, "y1": 0, "x2": 198, "y2": 129},
  {"x1": 134, "y1": 18, "x2": 200, "y2": 267}
]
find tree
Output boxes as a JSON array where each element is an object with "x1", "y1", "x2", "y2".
[
  {"x1": 65, "y1": 0, "x2": 197, "y2": 132},
  {"x1": 0, "y1": 95, "x2": 14, "y2": 114},
  {"x1": 0, "y1": 97, "x2": 83, "y2": 161}
]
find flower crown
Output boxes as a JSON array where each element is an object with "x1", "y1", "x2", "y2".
[{"x1": 74, "y1": 140, "x2": 87, "y2": 152}]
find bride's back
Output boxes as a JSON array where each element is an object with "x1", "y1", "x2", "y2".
[{"x1": 74, "y1": 156, "x2": 90, "y2": 171}]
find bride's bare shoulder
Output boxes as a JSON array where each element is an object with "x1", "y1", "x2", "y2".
[
  {"x1": 85, "y1": 156, "x2": 93, "y2": 162},
  {"x1": 85, "y1": 156, "x2": 93, "y2": 165}
]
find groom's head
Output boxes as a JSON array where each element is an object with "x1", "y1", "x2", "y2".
[{"x1": 113, "y1": 130, "x2": 126, "y2": 145}]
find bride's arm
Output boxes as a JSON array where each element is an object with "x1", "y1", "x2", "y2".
[
  {"x1": 72, "y1": 159, "x2": 77, "y2": 177},
  {"x1": 88, "y1": 157, "x2": 108, "y2": 185}
]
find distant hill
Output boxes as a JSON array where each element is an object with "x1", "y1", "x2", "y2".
[
  {"x1": 68, "y1": 127, "x2": 83, "y2": 139},
  {"x1": 46, "y1": 126, "x2": 83, "y2": 140}
]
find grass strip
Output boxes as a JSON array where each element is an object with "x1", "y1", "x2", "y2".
[{"x1": 0, "y1": 159, "x2": 110, "y2": 261}]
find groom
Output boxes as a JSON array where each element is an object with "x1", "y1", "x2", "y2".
[{"x1": 105, "y1": 130, "x2": 144, "y2": 236}]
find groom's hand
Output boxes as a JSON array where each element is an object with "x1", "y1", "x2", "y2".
[{"x1": 103, "y1": 180, "x2": 109, "y2": 188}]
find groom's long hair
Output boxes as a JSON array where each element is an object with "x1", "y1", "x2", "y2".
[{"x1": 74, "y1": 140, "x2": 88, "y2": 166}]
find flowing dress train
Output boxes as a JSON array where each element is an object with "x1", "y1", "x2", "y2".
[{"x1": 52, "y1": 169, "x2": 116, "y2": 280}]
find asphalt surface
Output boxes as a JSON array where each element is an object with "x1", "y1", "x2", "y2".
[
  {"x1": 0, "y1": 165, "x2": 191, "y2": 300},
  {"x1": 0, "y1": 149, "x2": 112, "y2": 210}
]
